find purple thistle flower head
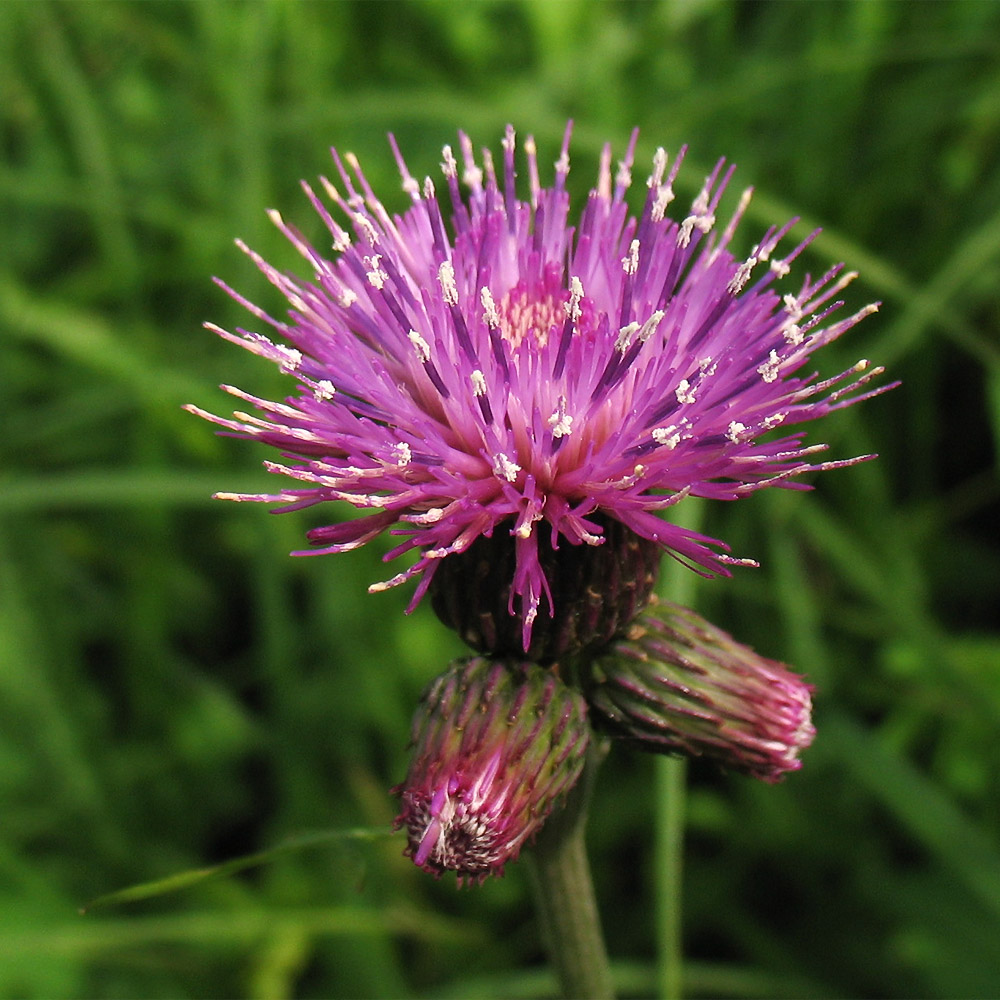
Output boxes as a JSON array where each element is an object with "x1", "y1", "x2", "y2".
[
  {"x1": 587, "y1": 599, "x2": 815, "y2": 782},
  {"x1": 187, "y1": 124, "x2": 892, "y2": 654},
  {"x1": 393, "y1": 657, "x2": 590, "y2": 884}
]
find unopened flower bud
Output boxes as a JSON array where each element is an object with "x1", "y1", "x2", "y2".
[
  {"x1": 586, "y1": 600, "x2": 814, "y2": 782},
  {"x1": 394, "y1": 657, "x2": 591, "y2": 883}
]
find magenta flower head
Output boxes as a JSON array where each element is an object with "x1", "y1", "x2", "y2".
[
  {"x1": 393, "y1": 657, "x2": 590, "y2": 884},
  {"x1": 186, "y1": 124, "x2": 892, "y2": 659},
  {"x1": 586, "y1": 599, "x2": 815, "y2": 782}
]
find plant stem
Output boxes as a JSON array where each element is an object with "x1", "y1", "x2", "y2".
[
  {"x1": 528, "y1": 747, "x2": 614, "y2": 1000},
  {"x1": 654, "y1": 754, "x2": 686, "y2": 1000}
]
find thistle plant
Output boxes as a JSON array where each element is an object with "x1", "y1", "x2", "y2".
[{"x1": 189, "y1": 123, "x2": 892, "y2": 998}]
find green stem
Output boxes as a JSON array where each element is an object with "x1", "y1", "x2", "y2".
[
  {"x1": 528, "y1": 747, "x2": 614, "y2": 1000},
  {"x1": 655, "y1": 754, "x2": 686, "y2": 1000}
]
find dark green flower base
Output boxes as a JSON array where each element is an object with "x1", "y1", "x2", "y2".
[{"x1": 429, "y1": 517, "x2": 662, "y2": 662}]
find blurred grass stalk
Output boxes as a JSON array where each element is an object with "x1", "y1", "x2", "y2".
[
  {"x1": 655, "y1": 756, "x2": 687, "y2": 1000},
  {"x1": 655, "y1": 499, "x2": 705, "y2": 1000}
]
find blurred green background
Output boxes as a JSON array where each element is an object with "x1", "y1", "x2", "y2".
[{"x1": 2, "y1": 1, "x2": 999, "y2": 997}]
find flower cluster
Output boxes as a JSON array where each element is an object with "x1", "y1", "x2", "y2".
[{"x1": 191, "y1": 124, "x2": 890, "y2": 880}]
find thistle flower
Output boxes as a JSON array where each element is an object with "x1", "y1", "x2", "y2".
[
  {"x1": 187, "y1": 124, "x2": 892, "y2": 656},
  {"x1": 587, "y1": 599, "x2": 815, "y2": 782},
  {"x1": 393, "y1": 657, "x2": 590, "y2": 883}
]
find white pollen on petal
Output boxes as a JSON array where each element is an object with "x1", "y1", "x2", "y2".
[
  {"x1": 652, "y1": 185, "x2": 675, "y2": 222},
  {"x1": 368, "y1": 572, "x2": 410, "y2": 594},
  {"x1": 441, "y1": 145, "x2": 458, "y2": 179},
  {"x1": 727, "y1": 421, "x2": 747, "y2": 443},
  {"x1": 481, "y1": 287, "x2": 500, "y2": 328},
  {"x1": 515, "y1": 521, "x2": 535, "y2": 540},
  {"x1": 677, "y1": 217, "x2": 697, "y2": 248},
  {"x1": 833, "y1": 270, "x2": 860, "y2": 295},
  {"x1": 675, "y1": 379, "x2": 696, "y2": 405},
  {"x1": 782, "y1": 321, "x2": 804, "y2": 345},
  {"x1": 567, "y1": 276, "x2": 584, "y2": 321},
  {"x1": 401, "y1": 175, "x2": 420, "y2": 197},
  {"x1": 314, "y1": 379, "x2": 336, "y2": 401},
  {"x1": 555, "y1": 150, "x2": 570, "y2": 176},
  {"x1": 616, "y1": 322, "x2": 640, "y2": 352},
  {"x1": 408, "y1": 330, "x2": 431, "y2": 363},
  {"x1": 494, "y1": 453, "x2": 520, "y2": 483},
  {"x1": 758, "y1": 350, "x2": 782, "y2": 383},
  {"x1": 438, "y1": 261, "x2": 458, "y2": 306},
  {"x1": 728, "y1": 255, "x2": 758, "y2": 294},
  {"x1": 761, "y1": 412, "x2": 787, "y2": 430},
  {"x1": 411, "y1": 507, "x2": 444, "y2": 525},
  {"x1": 319, "y1": 174, "x2": 340, "y2": 200},
  {"x1": 853, "y1": 359, "x2": 870, "y2": 372},
  {"x1": 365, "y1": 254, "x2": 387, "y2": 288},
  {"x1": 548, "y1": 397, "x2": 573, "y2": 438},
  {"x1": 276, "y1": 346, "x2": 302, "y2": 374},
  {"x1": 338, "y1": 288, "x2": 358, "y2": 308},
  {"x1": 622, "y1": 239, "x2": 640, "y2": 275},
  {"x1": 393, "y1": 442, "x2": 411, "y2": 465},
  {"x1": 691, "y1": 187, "x2": 711, "y2": 216},
  {"x1": 783, "y1": 294, "x2": 804, "y2": 320},
  {"x1": 698, "y1": 356, "x2": 717, "y2": 376},
  {"x1": 695, "y1": 213, "x2": 716, "y2": 234},
  {"x1": 422, "y1": 177, "x2": 435, "y2": 200},
  {"x1": 770, "y1": 258, "x2": 791, "y2": 278},
  {"x1": 470, "y1": 369, "x2": 487, "y2": 396},
  {"x1": 733, "y1": 188, "x2": 754, "y2": 229},
  {"x1": 648, "y1": 148, "x2": 667, "y2": 188},
  {"x1": 616, "y1": 160, "x2": 633, "y2": 189},
  {"x1": 638, "y1": 310, "x2": 665, "y2": 342},
  {"x1": 353, "y1": 213, "x2": 379, "y2": 245},
  {"x1": 652, "y1": 425, "x2": 682, "y2": 449},
  {"x1": 617, "y1": 463, "x2": 647, "y2": 488},
  {"x1": 462, "y1": 162, "x2": 483, "y2": 188}
]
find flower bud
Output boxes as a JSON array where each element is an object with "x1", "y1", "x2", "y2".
[
  {"x1": 586, "y1": 600, "x2": 814, "y2": 782},
  {"x1": 394, "y1": 657, "x2": 590, "y2": 883}
]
